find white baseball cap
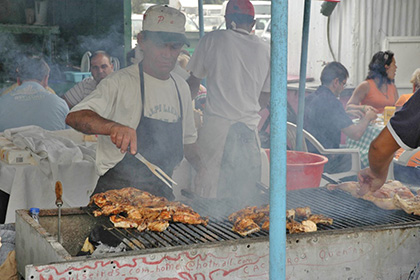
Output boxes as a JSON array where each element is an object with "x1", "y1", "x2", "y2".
[{"x1": 143, "y1": 5, "x2": 190, "y2": 46}]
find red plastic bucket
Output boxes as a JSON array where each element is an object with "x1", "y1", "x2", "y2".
[{"x1": 286, "y1": 151, "x2": 328, "y2": 190}]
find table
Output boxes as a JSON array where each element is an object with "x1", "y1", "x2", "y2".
[
  {"x1": 346, "y1": 124, "x2": 384, "y2": 168},
  {"x1": 0, "y1": 128, "x2": 99, "y2": 224}
]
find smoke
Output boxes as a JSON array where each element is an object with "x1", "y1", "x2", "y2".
[
  {"x1": 0, "y1": 33, "x2": 68, "y2": 83},
  {"x1": 0, "y1": 33, "x2": 30, "y2": 82},
  {"x1": 73, "y1": 24, "x2": 124, "y2": 68}
]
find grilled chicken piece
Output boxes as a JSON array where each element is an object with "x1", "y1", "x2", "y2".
[
  {"x1": 229, "y1": 205, "x2": 330, "y2": 234},
  {"x1": 327, "y1": 180, "x2": 415, "y2": 210},
  {"x1": 261, "y1": 217, "x2": 269, "y2": 231},
  {"x1": 109, "y1": 215, "x2": 138, "y2": 228},
  {"x1": 90, "y1": 187, "x2": 207, "y2": 232},
  {"x1": 287, "y1": 219, "x2": 318, "y2": 233},
  {"x1": 228, "y1": 205, "x2": 268, "y2": 223},
  {"x1": 133, "y1": 197, "x2": 168, "y2": 208},
  {"x1": 286, "y1": 219, "x2": 306, "y2": 234},
  {"x1": 90, "y1": 192, "x2": 118, "y2": 208},
  {"x1": 93, "y1": 209, "x2": 103, "y2": 217},
  {"x1": 394, "y1": 194, "x2": 420, "y2": 216},
  {"x1": 232, "y1": 217, "x2": 260, "y2": 236},
  {"x1": 172, "y1": 212, "x2": 209, "y2": 225},
  {"x1": 286, "y1": 209, "x2": 295, "y2": 220},
  {"x1": 301, "y1": 220, "x2": 317, "y2": 232},
  {"x1": 228, "y1": 206, "x2": 258, "y2": 222},
  {"x1": 95, "y1": 204, "x2": 126, "y2": 217},
  {"x1": 307, "y1": 214, "x2": 333, "y2": 225},
  {"x1": 147, "y1": 220, "x2": 170, "y2": 232},
  {"x1": 229, "y1": 205, "x2": 271, "y2": 235},
  {"x1": 261, "y1": 220, "x2": 269, "y2": 231},
  {"x1": 295, "y1": 207, "x2": 311, "y2": 219}
]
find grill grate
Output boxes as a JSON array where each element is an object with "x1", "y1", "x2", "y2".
[
  {"x1": 87, "y1": 187, "x2": 420, "y2": 252},
  {"x1": 286, "y1": 187, "x2": 420, "y2": 230},
  {"x1": 94, "y1": 218, "x2": 269, "y2": 251}
]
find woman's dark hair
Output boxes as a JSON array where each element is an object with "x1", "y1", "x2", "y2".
[{"x1": 366, "y1": 50, "x2": 394, "y2": 88}]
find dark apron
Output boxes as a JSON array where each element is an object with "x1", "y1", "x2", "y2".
[
  {"x1": 218, "y1": 122, "x2": 261, "y2": 203},
  {"x1": 95, "y1": 62, "x2": 184, "y2": 200}
]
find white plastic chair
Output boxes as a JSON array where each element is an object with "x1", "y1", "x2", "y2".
[
  {"x1": 387, "y1": 147, "x2": 420, "y2": 180},
  {"x1": 260, "y1": 148, "x2": 270, "y2": 186},
  {"x1": 287, "y1": 122, "x2": 361, "y2": 183},
  {"x1": 80, "y1": 51, "x2": 120, "y2": 72}
]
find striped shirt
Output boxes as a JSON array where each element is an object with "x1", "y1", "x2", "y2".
[{"x1": 63, "y1": 77, "x2": 98, "y2": 108}]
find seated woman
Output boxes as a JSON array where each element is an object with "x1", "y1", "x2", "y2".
[
  {"x1": 346, "y1": 50, "x2": 398, "y2": 114},
  {"x1": 395, "y1": 68, "x2": 420, "y2": 110}
]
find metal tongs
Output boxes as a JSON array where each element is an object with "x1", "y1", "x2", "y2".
[
  {"x1": 134, "y1": 153, "x2": 177, "y2": 189},
  {"x1": 55, "y1": 181, "x2": 63, "y2": 243}
]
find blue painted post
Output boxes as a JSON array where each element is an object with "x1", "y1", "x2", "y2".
[
  {"x1": 198, "y1": 0, "x2": 204, "y2": 39},
  {"x1": 295, "y1": 0, "x2": 312, "y2": 151},
  {"x1": 197, "y1": 0, "x2": 205, "y2": 87},
  {"x1": 270, "y1": 0, "x2": 288, "y2": 279}
]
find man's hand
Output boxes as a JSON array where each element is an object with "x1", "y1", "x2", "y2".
[
  {"x1": 109, "y1": 124, "x2": 137, "y2": 154},
  {"x1": 357, "y1": 167, "x2": 386, "y2": 196}
]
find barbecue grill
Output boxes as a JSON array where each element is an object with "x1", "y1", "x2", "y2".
[{"x1": 16, "y1": 187, "x2": 420, "y2": 279}]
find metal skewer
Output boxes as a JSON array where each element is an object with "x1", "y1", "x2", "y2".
[{"x1": 55, "y1": 181, "x2": 63, "y2": 243}]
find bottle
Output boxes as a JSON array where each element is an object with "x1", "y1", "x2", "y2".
[{"x1": 30, "y1": 207, "x2": 40, "y2": 223}]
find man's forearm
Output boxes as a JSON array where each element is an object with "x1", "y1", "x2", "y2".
[
  {"x1": 65, "y1": 109, "x2": 117, "y2": 135},
  {"x1": 368, "y1": 127, "x2": 400, "y2": 177}
]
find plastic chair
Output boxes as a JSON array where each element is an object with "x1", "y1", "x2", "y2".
[
  {"x1": 286, "y1": 122, "x2": 361, "y2": 183},
  {"x1": 387, "y1": 147, "x2": 420, "y2": 180},
  {"x1": 80, "y1": 51, "x2": 120, "y2": 72},
  {"x1": 260, "y1": 148, "x2": 270, "y2": 186}
]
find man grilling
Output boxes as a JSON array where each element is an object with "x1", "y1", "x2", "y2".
[{"x1": 66, "y1": 5, "x2": 205, "y2": 200}]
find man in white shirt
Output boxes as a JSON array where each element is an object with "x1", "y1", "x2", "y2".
[
  {"x1": 63, "y1": 51, "x2": 114, "y2": 108},
  {"x1": 187, "y1": 0, "x2": 270, "y2": 201},
  {"x1": 66, "y1": 5, "x2": 205, "y2": 200}
]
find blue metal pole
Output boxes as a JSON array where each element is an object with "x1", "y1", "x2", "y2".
[
  {"x1": 270, "y1": 0, "x2": 288, "y2": 278},
  {"x1": 295, "y1": 0, "x2": 312, "y2": 151},
  {"x1": 198, "y1": 0, "x2": 204, "y2": 39},
  {"x1": 197, "y1": 0, "x2": 205, "y2": 87}
]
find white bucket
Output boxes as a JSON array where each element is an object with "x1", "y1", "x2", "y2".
[{"x1": 34, "y1": 0, "x2": 48, "y2": 25}]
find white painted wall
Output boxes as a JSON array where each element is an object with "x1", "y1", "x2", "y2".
[{"x1": 287, "y1": 0, "x2": 420, "y2": 93}]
